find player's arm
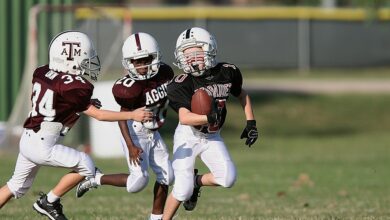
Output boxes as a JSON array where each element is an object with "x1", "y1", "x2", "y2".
[
  {"x1": 178, "y1": 107, "x2": 209, "y2": 126},
  {"x1": 63, "y1": 84, "x2": 152, "y2": 122},
  {"x1": 118, "y1": 107, "x2": 143, "y2": 166},
  {"x1": 237, "y1": 88, "x2": 258, "y2": 147},
  {"x1": 83, "y1": 105, "x2": 152, "y2": 122},
  {"x1": 237, "y1": 89, "x2": 255, "y2": 121}
]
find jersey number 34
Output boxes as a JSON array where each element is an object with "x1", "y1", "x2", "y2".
[{"x1": 29, "y1": 82, "x2": 56, "y2": 121}]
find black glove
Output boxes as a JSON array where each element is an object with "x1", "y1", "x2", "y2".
[
  {"x1": 240, "y1": 120, "x2": 258, "y2": 147},
  {"x1": 90, "y1": 98, "x2": 102, "y2": 109},
  {"x1": 207, "y1": 112, "x2": 220, "y2": 125},
  {"x1": 207, "y1": 99, "x2": 223, "y2": 125}
]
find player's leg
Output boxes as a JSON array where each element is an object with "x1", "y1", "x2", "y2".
[
  {"x1": 150, "y1": 182, "x2": 169, "y2": 220},
  {"x1": 0, "y1": 186, "x2": 13, "y2": 209},
  {"x1": 163, "y1": 193, "x2": 181, "y2": 220},
  {"x1": 33, "y1": 142, "x2": 97, "y2": 219},
  {"x1": 182, "y1": 135, "x2": 237, "y2": 212},
  {"x1": 122, "y1": 134, "x2": 150, "y2": 193},
  {"x1": 163, "y1": 125, "x2": 200, "y2": 220},
  {"x1": 44, "y1": 143, "x2": 97, "y2": 195},
  {"x1": 148, "y1": 132, "x2": 174, "y2": 219},
  {"x1": 76, "y1": 123, "x2": 150, "y2": 197},
  {"x1": 200, "y1": 136, "x2": 236, "y2": 188},
  {"x1": 52, "y1": 171, "x2": 84, "y2": 196},
  {"x1": 77, "y1": 134, "x2": 150, "y2": 197},
  {"x1": 1, "y1": 150, "x2": 41, "y2": 208}
]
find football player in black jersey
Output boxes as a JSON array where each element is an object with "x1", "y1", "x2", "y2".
[{"x1": 163, "y1": 27, "x2": 258, "y2": 219}]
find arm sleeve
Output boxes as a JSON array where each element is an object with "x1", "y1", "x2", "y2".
[
  {"x1": 112, "y1": 83, "x2": 139, "y2": 110},
  {"x1": 62, "y1": 88, "x2": 93, "y2": 112},
  {"x1": 167, "y1": 79, "x2": 192, "y2": 113}
]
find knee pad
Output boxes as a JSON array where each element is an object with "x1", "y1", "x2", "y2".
[
  {"x1": 7, "y1": 170, "x2": 37, "y2": 199},
  {"x1": 173, "y1": 182, "x2": 193, "y2": 202},
  {"x1": 215, "y1": 162, "x2": 237, "y2": 188},
  {"x1": 156, "y1": 164, "x2": 174, "y2": 186},
  {"x1": 6, "y1": 182, "x2": 29, "y2": 199},
  {"x1": 126, "y1": 172, "x2": 149, "y2": 193},
  {"x1": 172, "y1": 170, "x2": 194, "y2": 201},
  {"x1": 75, "y1": 152, "x2": 96, "y2": 177}
]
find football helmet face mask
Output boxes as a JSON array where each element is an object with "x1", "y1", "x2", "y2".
[
  {"x1": 174, "y1": 27, "x2": 217, "y2": 77},
  {"x1": 122, "y1": 33, "x2": 161, "y2": 80},
  {"x1": 49, "y1": 31, "x2": 101, "y2": 81}
]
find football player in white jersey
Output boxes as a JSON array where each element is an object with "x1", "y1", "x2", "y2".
[
  {"x1": 162, "y1": 27, "x2": 259, "y2": 220},
  {"x1": 0, "y1": 31, "x2": 152, "y2": 220},
  {"x1": 75, "y1": 33, "x2": 174, "y2": 220}
]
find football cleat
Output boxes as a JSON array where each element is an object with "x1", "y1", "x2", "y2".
[
  {"x1": 76, "y1": 176, "x2": 98, "y2": 198},
  {"x1": 33, "y1": 192, "x2": 68, "y2": 220},
  {"x1": 183, "y1": 169, "x2": 201, "y2": 211}
]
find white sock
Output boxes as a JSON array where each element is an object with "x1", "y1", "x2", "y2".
[
  {"x1": 46, "y1": 191, "x2": 60, "y2": 203},
  {"x1": 95, "y1": 173, "x2": 103, "y2": 186},
  {"x1": 150, "y1": 214, "x2": 163, "y2": 220}
]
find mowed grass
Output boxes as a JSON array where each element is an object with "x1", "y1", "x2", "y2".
[{"x1": 1, "y1": 93, "x2": 390, "y2": 219}]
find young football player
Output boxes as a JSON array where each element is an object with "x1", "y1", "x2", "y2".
[
  {"x1": 162, "y1": 27, "x2": 259, "y2": 220},
  {"x1": 0, "y1": 31, "x2": 152, "y2": 220},
  {"x1": 75, "y1": 32, "x2": 174, "y2": 220}
]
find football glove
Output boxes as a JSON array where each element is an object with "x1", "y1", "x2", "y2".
[
  {"x1": 207, "y1": 112, "x2": 220, "y2": 125},
  {"x1": 240, "y1": 120, "x2": 258, "y2": 147},
  {"x1": 90, "y1": 98, "x2": 102, "y2": 109},
  {"x1": 207, "y1": 99, "x2": 223, "y2": 125}
]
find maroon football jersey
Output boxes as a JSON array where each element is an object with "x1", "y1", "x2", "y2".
[
  {"x1": 112, "y1": 63, "x2": 174, "y2": 130},
  {"x1": 23, "y1": 65, "x2": 94, "y2": 135}
]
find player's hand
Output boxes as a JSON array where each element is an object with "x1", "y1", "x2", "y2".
[
  {"x1": 90, "y1": 98, "x2": 102, "y2": 109},
  {"x1": 132, "y1": 107, "x2": 153, "y2": 122},
  {"x1": 128, "y1": 145, "x2": 143, "y2": 166},
  {"x1": 207, "y1": 99, "x2": 222, "y2": 125},
  {"x1": 240, "y1": 120, "x2": 258, "y2": 147},
  {"x1": 207, "y1": 112, "x2": 220, "y2": 125}
]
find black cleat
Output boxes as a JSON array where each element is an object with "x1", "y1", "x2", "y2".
[
  {"x1": 183, "y1": 169, "x2": 201, "y2": 211},
  {"x1": 33, "y1": 192, "x2": 67, "y2": 220}
]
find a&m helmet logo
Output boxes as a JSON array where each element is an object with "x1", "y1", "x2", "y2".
[{"x1": 61, "y1": 41, "x2": 81, "y2": 61}]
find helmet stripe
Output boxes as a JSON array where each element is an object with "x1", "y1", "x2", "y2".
[
  {"x1": 135, "y1": 33, "x2": 142, "y2": 51},
  {"x1": 185, "y1": 28, "x2": 191, "y2": 39}
]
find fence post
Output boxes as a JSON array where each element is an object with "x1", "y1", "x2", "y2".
[
  {"x1": 38, "y1": 0, "x2": 48, "y2": 66},
  {"x1": 0, "y1": 0, "x2": 8, "y2": 121},
  {"x1": 11, "y1": 1, "x2": 22, "y2": 104},
  {"x1": 297, "y1": 12, "x2": 311, "y2": 74}
]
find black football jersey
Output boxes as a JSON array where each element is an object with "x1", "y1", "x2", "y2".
[
  {"x1": 112, "y1": 63, "x2": 174, "y2": 130},
  {"x1": 167, "y1": 62, "x2": 243, "y2": 133}
]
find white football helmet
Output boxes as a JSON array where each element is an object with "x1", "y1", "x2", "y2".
[
  {"x1": 174, "y1": 27, "x2": 217, "y2": 77},
  {"x1": 122, "y1": 33, "x2": 161, "y2": 80},
  {"x1": 49, "y1": 31, "x2": 101, "y2": 81}
]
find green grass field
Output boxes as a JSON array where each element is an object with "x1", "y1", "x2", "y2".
[{"x1": 1, "y1": 93, "x2": 390, "y2": 219}]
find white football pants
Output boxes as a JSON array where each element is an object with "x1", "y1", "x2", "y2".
[
  {"x1": 171, "y1": 124, "x2": 236, "y2": 202},
  {"x1": 7, "y1": 126, "x2": 96, "y2": 198},
  {"x1": 120, "y1": 121, "x2": 173, "y2": 193}
]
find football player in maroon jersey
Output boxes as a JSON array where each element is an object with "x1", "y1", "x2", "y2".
[
  {"x1": 75, "y1": 33, "x2": 174, "y2": 220},
  {"x1": 162, "y1": 27, "x2": 259, "y2": 219},
  {"x1": 0, "y1": 31, "x2": 152, "y2": 220}
]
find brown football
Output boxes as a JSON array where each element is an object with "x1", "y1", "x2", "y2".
[{"x1": 191, "y1": 89, "x2": 212, "y2": 115}]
